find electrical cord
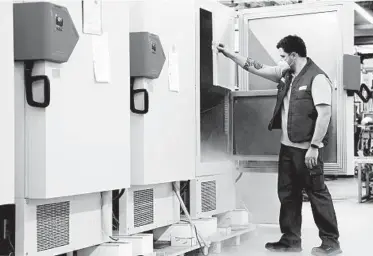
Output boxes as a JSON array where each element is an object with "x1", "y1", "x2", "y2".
[
  {"x1": 111, "y1": 191, "x2": 140, "y2": 234},
  {"x1": 100, "y1": 192, "x2": 119, "y2": 242},
  {"x1": 172, "y1": 182, "x2": 209, "y2": 255},
  {"x1": 7, "y1": 237, "x2": 14, "y2": 253},
  {"x1": 235, "y1": 172, "x2": 243, "y2": 183},
  {"x1": 180, "y1": 181, "x2": 190, "y2": 195},
  {"x1": 0, "y1": 224, "x2": 15, "y2": 256},
  {"x1": 112, "y1": 212, "x2": 121, "y2": 231},
  {"x1": 112, "y1": 189, "x2": 125, "y2": 201},
  {"x1": 179, "y1": 220, "x2": 204, "y2": 254},
  {"x1": 112, "y1": 189, "x2": 124, "y2": 232},
  {"x1": 233, "y1": 171, "x2": 254, "y2": 222},
  {"x1": 112, "y1": 213, "x2": 119, "y2": 230},
  {"x1": 0, "y1": 238, "x2": 14, "y2": 255}
]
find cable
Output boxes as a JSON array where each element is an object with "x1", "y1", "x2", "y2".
[
  {"x1": 112, "y1": 189, "x2": 125, "y2": 201},
  {"x1": 112, "y1": 189, "x2": 124, "y2": 232},
  {"x1": 234, "y1": 171, "x2": 253, "y2": 222},
  {"x1": 235, "y1": 172, "x2": 243, "y2": 183},
  {"x1": 172, "y1": 182, "x2": 209, "y2": 255},
  {"x1": 193, "y1": 226, "x2": 203, "y2": 251},
  {"x1": 7, "y1": 238, "x2": 14, "y2": 252},
  {"x1": 180, "y1": 181, "x2": 190, "y2": 195},
  {"x1": 7, "y1": 237, "x2": 14, "y2": 253},
  {"x1": 112, "y1": 212, "x2": 120, "y2": 230},
  {"x1": 0, "y1": 221, "x2": 15, "y2": 256},
  {"x1": 179, "y1": 220, "x2": 204, "y2": 254},
  {"x1": 0, "y1": 235, "x2": 15, "y2": 255},
  {"x1": 100, "y1": 192, "x2": 119, "y2": 242}
]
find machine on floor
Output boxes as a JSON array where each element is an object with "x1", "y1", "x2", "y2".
[{"x1": 13, "y1": 1, "x2": 131, "y2": 255}]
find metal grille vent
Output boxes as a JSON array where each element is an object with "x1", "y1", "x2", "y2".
[
  {"x1": 133, "y1": 189, "x2": 154, "y2": 228},
  {"x1": 224, "y1": 95, "x2": 230, "y2": 135},
  {"x1": 201, "y1": 180, "x2": 217, "y2": 212},
  {"x1": 36, "y1": 201, "x2": 70, "y2": 252}
]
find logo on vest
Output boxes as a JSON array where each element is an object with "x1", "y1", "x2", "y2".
[{"x1": 299, "y1": 85, "x2": 307, "y2": 91}]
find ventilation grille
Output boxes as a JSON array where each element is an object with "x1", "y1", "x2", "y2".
[
  {"x1": 36, "y1": 201, "x2": 70, "y2": 252},
  {"x1": 224, "y1": 95, "x2": 230, "y2": 135},
  {"x1": 133, "y1": 189, "x2": 154, "y2": 228},
  {"x1": 201, "y1": 180, "x2": 217, "y2": 212}
]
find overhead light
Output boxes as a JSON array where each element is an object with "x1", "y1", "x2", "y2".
[{"x1": 355, "y1": 3, "x2": 373, "y2": 24}]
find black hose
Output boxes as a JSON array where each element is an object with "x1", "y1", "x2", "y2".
[{"x1": 112, "y1": 189, "x2": 125, "y2": 201}]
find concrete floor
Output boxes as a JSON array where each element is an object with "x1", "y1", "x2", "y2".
[{"x1": 218, "y1": 177, "x2": 373, "y2": 256}]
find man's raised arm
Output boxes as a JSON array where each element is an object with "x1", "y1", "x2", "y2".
[{"x1": 216, "y1": 44, "x2": 283, "y2": 83}]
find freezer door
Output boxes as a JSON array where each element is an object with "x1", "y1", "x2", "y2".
[
  {"x1": 196, "y1": 0, "x2": 236, "y2": 177},
  {"x1": 211, "y1": 4, "x2": 236, "y2": 91},
  {"x1": 233, "y1": 4, "x2": 354, "y2": 175},
  {"x1": 197, "y1": 0, "x2": 236, "y2": 91}
]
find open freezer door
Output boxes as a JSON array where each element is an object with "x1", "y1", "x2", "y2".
[
  {"x1": 233, "y1": 3, "x2": 353, "y2": 175},
  {"x1": 198, "y1": 0, "x2": 236, "y2": 91},
  {"x1": 211, "y1": 3, "x2": 236, "y2": 91},
  {"x1": 196, "y1": 0, "x2": 236, "y2": 177}
]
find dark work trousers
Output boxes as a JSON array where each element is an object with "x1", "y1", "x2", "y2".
[{"x1": 278, "y1": 144, "x2": 340, "y2": 247}]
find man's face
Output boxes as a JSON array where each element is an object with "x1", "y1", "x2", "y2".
[{"x1": 278, "y1": 48, "x2": 295, "y2": 70}]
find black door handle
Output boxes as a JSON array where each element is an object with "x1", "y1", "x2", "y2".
[
  {"x1": 130, "y1": 78, "x2": 149, "y2": 114},
  {"x1": 24, "y1": 61, "x2": 51, "y2": 108}
]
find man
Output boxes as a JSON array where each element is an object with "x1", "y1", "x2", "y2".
[{"x1": 215, "y1": 35, "x2": 341, "y2": 256}]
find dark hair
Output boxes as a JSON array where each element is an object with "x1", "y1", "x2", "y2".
[{"x1": 276, "y1": 35, "x2": 307, "y2": 57}]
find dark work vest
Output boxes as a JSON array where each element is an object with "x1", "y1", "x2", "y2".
[{"x1": 268, "y1": 58, "x2": 330, "y2": 146}]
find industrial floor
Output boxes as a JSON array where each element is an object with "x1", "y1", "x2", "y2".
[{"x1": 218, "y1": 177, "x2": 372, "y2": 256}]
